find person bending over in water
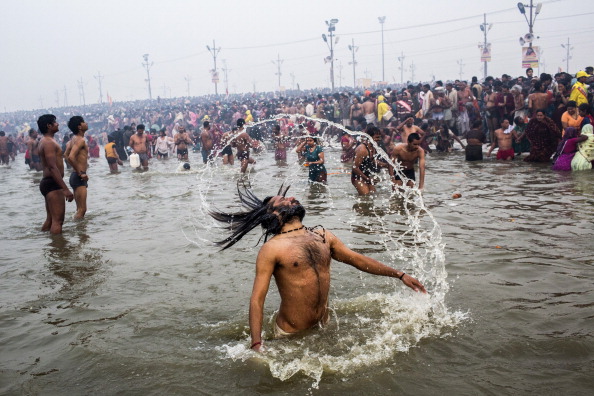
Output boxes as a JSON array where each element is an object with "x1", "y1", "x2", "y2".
[{"x1": 210, "y1": 184, "x2": 426, "y2": 352}]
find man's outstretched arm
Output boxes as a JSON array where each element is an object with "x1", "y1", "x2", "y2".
[
  {"x1": 249, "y1": 243, "x2": 276, "y2": 351},
  {"x1": 328, "y1": 231, "x2": 426, "y2": 293}
]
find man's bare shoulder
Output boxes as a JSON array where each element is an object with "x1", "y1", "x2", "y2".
[
  {"x1": 74, "y1": 136, "x2": 88, "y2": 147},
  {"x1": 354, "y1": 143, "x2": 368, "y2": 154},
  {"x1": 39, "y1": 136, "x2": 58, "y2": 150},
  {"x1": 392, "y1": 143, "x2": 406, "y2": 154}
]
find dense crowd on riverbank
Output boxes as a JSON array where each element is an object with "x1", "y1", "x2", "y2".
[{"x1": 2, "y1": 67, "x2": 594, "y2": 172}]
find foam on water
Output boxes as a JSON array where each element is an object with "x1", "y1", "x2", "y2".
[{"x1": 188, "y1": 115, "x2": 466, "y2": 387}]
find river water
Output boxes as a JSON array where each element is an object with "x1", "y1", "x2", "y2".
[{"x1": 1, "y1": 133, "x2": 593, "y2": 395}]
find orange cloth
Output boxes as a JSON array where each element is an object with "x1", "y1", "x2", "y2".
[
  {"x1": 561, "y1": 112, "x2": 583, "y2": 135},
  {"x1": 104, "y1": 142, "x2": 117, "y2": 158}
]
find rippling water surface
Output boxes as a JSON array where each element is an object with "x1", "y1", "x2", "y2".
[{"x1": 1, "y1": 139, "x2": 593, "y2": 395}]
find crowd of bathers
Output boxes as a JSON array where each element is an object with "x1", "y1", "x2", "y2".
[{"x1": 2, "y1": 66, "x2": 594, "y2": 171}]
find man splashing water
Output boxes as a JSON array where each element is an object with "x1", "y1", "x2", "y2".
[{"x1": 210, "y1": 183, "x2": 426, "y2": 352}]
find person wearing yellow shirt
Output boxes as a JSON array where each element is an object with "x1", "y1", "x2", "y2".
[
  {"x1": 377, "y1": 95, "x2": 390, "y2": 127},
  {"x1": 244, "y1": 109, "x2": 254, "y2": 124},
  {"x1": 569, "y1": 71, "x2": 590, "y2": 107},
  {"x1": 104, "y1": 135, "x2": 123, "y2": 173}
]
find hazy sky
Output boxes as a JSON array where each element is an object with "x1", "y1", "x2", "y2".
[{"x1": 1, "y1": 0, "x2": 592, "y2": 111}]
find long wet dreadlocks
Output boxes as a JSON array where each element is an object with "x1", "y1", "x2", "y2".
[{"x1": 209, "y1": 182, "x2": 295, "y2": 250}]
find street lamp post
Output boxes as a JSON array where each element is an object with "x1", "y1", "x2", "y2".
[
  {"x1": 322, "y1": 19, "x2": 339, "y2": 91},
  {"x1": 479, "y1": 13, "x2": 492, "y2": 79},
  {"x1": 378, "y1": 16, "x2": 386, "y2": 82},
  {"x1": 206, "y1": 40, "x2": 221, "y2": 95},
  {"x1": 272, "y1": 54, "x2": 284, "y2": 93},
  {"x1": 397, "y1": 52, "x2": 405, "y2": 84},
  {"x1": 561, "y1": 38, "x2": 573, "y2": 72},
  {"x1": 517, "y1": 1, "x2": 542, "y2": 49},
  {"x1": 517, "y1": 1, "x2": 542, "y2": 71},
  {"x1": 348, "y1": 39, "x2": 358, "y2": 89},
  {"x1": 142, "y1": 54, "x2": 153, "y2": 100}
]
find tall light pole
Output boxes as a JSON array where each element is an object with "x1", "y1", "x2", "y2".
[
  {"x1": 479, "y1": 14, "x2": 492, "y2": 79},
  {"x1": 517, "y1": 1, "x2": 542, "y2": 71},
  {"x1": 77, "y1": 77, "x2": 86, "y2": 106},
  {"x1": 517, "y1": 1, "x2": 542, "y2": 48},
  {"x1": 206, "y1": 40, "x2": 221, "y2": 95},
  {"x1": 222, "y1": 59, "x2": 231, "y2": 95},
  {"x1": 378, "y1": 16, "x2": 386, "y2": 82},
  {"x1": 184, "y1": 75, "x2": 191, "y2": 97},
  {"x1": 348, "y1": 39, "x2": 358, "y2": 88},
  {"x1": 457, "y1": 59, "x2": 465, "y2": 80},
  {"x1": 272, "y1": 54, "x2": 284, "y2": 93},
  {"x1": 410, "y1": 61, "x2": 416, "y2": 82},
  {"x1": 94, "y1": 71, "x2": 104, "y2": 104},
  {"x1": 398, "y1": 52, "x2": 405, "y2": 84},
  {"x1": 322, "y1": 18, "x2": 339, "y2": 91},
  {"x1": 561, "y1": 38, "x2": 573, "y2": 72},
  {"x1": 142, "y1": 54, "x2": 153, "y2": 100}
]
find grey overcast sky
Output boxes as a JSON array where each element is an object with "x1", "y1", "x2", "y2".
[{"x1": 1, "y1": 0, "x2": 592, "y2": 111}]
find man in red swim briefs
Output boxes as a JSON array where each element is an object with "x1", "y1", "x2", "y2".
[{"x1": 487, "y1": 118, "x2": 517, "y2": 161}]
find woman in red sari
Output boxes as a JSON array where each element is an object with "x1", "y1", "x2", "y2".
[
  {"x1": 88, "y1": 135, "x2": 100, "y2": 158},
  {"x1": 524, "y1": 110, "x2": 562, "y2": 162}
]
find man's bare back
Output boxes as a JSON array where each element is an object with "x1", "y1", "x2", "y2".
[
  {"x1": 211, "y1": 188, "x2": 427, "y2": 352},
  {"x1": 200, "y1": 129, "x2": 213, "y2": 151},
  {"x1": 362, "y1": 100, "x2": 375, "y2": 115},
  {"x1": 258, "y1": 230, "x2": 331, "y2": 332},
  {"x1": 233, "y1": 131, "x2": 253, "y2": 153},
  {"x1": 529, "y1": 92, "x2": 550, "y2": 114}
]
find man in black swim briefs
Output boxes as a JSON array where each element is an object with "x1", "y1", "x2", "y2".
[
  {"x1": 37, "y1": 114, "x2": 74, "y2": 234},
  {"x1": 389, "y1": 132, "x2": 426, "y2": 190}
]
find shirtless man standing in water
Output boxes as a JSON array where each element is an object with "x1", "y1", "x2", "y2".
[
  {"x1": 174, "y1": 126, "x2": 193, "y2": 161},
  {"x1": 0, "y1": 131, "x2": 9, "y2": 165},
  {"x1": 396, "y1": 117, "x2": 424, "y2": 144},
  {"x1": 129, "y1": 124, "x2": 149, "y2": 170},
  {"x1": 65, "y1": 116, "x2": 89, "y2": 219},
  {"x1": 487, "y1": 118, "x2": 516, "y2": 160},
  {"x1": 361, "y1": 96, "x2": 377, "y2": 126},
  {"x1": 232, "y1": 118, "x2": 257, "y2": 173},
  {"x1": 210, "y1": 184, "x2": 426, "y2": 351},
  {"x1": 390, "y1": 132, "x2": 426, "y2": 190},
  {"x1": 200, "y1": 121, "x2": 214, "y2": 164},
  {"x1": 27, "y1": 129, "x2": 42, "y2": 171},
  {"x1": 37, "y1": 114, "x2": 74, "y2": 234}
]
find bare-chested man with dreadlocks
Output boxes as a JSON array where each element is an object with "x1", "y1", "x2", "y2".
[{"x1": 210, "y1": 184, "x2": 426, "y2": 352}]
